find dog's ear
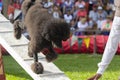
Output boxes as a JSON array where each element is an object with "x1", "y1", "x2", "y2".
[
  {"x1": 42, "y1": 33, "x2": 51, "y2": 41},
  {"x1": 21, "y1": 0, "x2": 34, "y2": 16},
  {"x1": 41, "y1": 28, "x2": 51, "y2": 41}
]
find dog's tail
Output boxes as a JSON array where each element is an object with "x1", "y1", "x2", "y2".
[{"x1": 13, "y1": 20, "x2": 22, "y2": 39}]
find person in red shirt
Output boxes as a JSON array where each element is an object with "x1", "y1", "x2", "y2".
[
  {"x1": 13, "y1": 0, "x2": 21, "y2": 10},
  {"x1": 76, "y1": 4, "x2": 87, "y2": 21},
  {"x1": 7, "y1": 0, "x2": 15, "y2": 23}
]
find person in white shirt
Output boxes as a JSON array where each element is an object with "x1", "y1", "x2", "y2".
[
  {"x1": 52, "y1": 5, "x2": 62, "y2": 19},
  {"x1": 88, "y1": 0, "x2": 120, "y2": 80},
  {"x1": 76, "y1": 17, "x2": 88, "y2": 35},
  {"x1": 77, "y1": 17, "x2": 88, "y2": 31},
  {"x1": 89, "y1": 5, "x2": 98, "y2": 24},
  {"x1": 64, "y1": 10, "x2": 73, "y2": 23},
  {"x1": 42, "y1": 0, "x2": 53, "y2": 13}
]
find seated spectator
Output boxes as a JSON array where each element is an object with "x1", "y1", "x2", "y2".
[
  {"x1": 7, "y1": 1, "x2": 15, "y2": 23},
  {"x1": 64, "y1": 10, "x2": 73, "y2": 24},
  {"x1": 42, "y1": 0, "x2": 53, "y2": 8},
  {"x1": 97, "y1": 16, "x2": 105, "y2": 30},
  {"x1": 101, "y1": 16, "x2": 112, "y2": 35},
  {"x1": 97, "y1": 6, "x2": 108, "y2": 20},
  {"x1": 76, "y1": 17, "x2": 88, "y2": 35},
  {"x1": 54, "y1": 0, "x2": 63, "y2": 6},
  {"x1": 70, "y1": 19, "x2": 77, "y2": 33},
  {"x1": 63, "y1": 0, "x2": 74, "y2": 14},
  {"x1": 89, "y1": 0, "x2": 98, "y2": 5},
  {"x1": 41, "y1": 0, "x2": 53, "y2": 13},
  {"x1": 75, "y1": 0, "x2": 86, "y2": 9},
  {"x1": 76, "y1": 4, "x2": 87, "y2": 21},
  {"x1": 13, "y1": 0, "x2": 21, "y2": 10},
  {"x1": 88, "y1": 4, "x2": 98, "y2": 28},
  {"x1": 52, "y1": 5, "x2": 62, "y2": 19},
  {"x1": 96, "y1": 0, "x2": 103, "y2": 7},
  {"x1": 106, "y1": 3, "x2": 114, "y2": 16}
]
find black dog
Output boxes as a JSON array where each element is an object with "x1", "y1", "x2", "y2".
[{"x1": 14, "y1": 0, "x2": 70, "y2": 74}]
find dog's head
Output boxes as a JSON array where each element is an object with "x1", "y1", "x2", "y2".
[{"x1": 41, "y1": 19, "x2": 70, "y2": 48}]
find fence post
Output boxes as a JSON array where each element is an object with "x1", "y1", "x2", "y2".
[
  {"x1": 0, "y1": 45, "x2": 6, "y2": 80},
  {"x1": 93, "y1": 35, "x2": 97, "y2": 54}
]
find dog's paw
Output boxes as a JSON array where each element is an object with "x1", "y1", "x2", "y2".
[
  {"x1": 31, "y1": 62, "x2": 44, "y2": 74},
  {"x1": 41, "y1": 48, "x2": 58, "y2": 62},
  {"x1": 46, "y1": 53, "x2": 58, "y2": 62}
]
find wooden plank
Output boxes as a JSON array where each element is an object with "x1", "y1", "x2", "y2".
[
  {"x1": 0, "y1": 36, "x2": 42, "y2": 80},
  {"x1": 0, "y1": 14, "x2": 9, "y2": 22},
  {"x1": 0, "y1": 32, "x2": 29, "y2": 46},
  {"x1": 12, "y1": 45, "x2": 45, "y2": 60},
  {"x1": 0, "y1": 14, "x2": 70, "y2": 80},
  {"x1": 0, "y1": 36, "x2": 70, "y2": 80},
  {"x1": 0, "y1": 22, "x2": 13, "y2": 32}
]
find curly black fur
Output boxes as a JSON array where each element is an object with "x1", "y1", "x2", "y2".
[{"x1": 14, "y1": 0, "x2": 70, "y2": 74}]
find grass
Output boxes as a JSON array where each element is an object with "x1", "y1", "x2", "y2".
[
  {"x1": 54, "y1": 54, "x2": 120, "y2": 80},
  {"x1": 2, "y1": 54, "x2": 120, "y2": 80},
  {"x1": 3, "y1": 55, "x2": 32, "y2": 80}
]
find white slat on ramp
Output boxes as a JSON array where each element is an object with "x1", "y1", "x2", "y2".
[{"x1": 0, "y1": 14, "x2": 70, "y2": 80}]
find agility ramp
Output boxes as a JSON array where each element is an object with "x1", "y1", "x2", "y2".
[{"x1": 0, "y1": 14, "x2": 70, "y2": 80}]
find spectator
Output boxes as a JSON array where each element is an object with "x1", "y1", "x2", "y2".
[
  {"x1": 7, "y1": 0, "x2": 15, "y2": 23},
  {"x1": 76, "y1": 4, "x2": 87, "y2": 21},
  {"x1": 75, "y1": 0, "x2": 86, "y2": 9},
  {"x1": 13, "y1": 0, "x2": 21, "y2": 10},
  {"x1": 64, "y1": 10, "x2": 73, "y2": 23},
  {"x1": 97, "y1": 6, "x2": 108, "y2": 20},
  {"x1": 54, "y1": 0, "x2": 63, "y2": 6},
  {"x1": 41, "y1": 0, "x2": 53, "y2": 13},
  {"x1": 101, "y1": 16, "x2": 112, "y2": 35},
  {"x1": 63, "y1": 0, "x2": 74, "y2": 14},
  {"x1": 77, "y1": 17, "x2": 88, "y2": 35},
  {"x1": 88, "y1": 0, "x2": 94, "y2": 11},
  {"x1": 97, "y1": 16, "x2": 105, "y2": 30},
  {"x1": 52, "y1": 5, "x2": 62, "y2": 19},
  {"x1": 89, "y1": 0, "x2": 98, "y2": 5},
  {"x1": 70, "y1": 19, "x2": 77, "y2": 33},
  {"x1": 106, "y1": 4, "x2": 113, "y2": 15},
  {"x1": 96, "y1": 0, "x2": 103, "y2": 7},
  {"x1": 88, "y1": 4, "x2": 98, "y2": 28}
]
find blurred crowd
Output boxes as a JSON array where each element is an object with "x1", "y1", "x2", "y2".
[{"x1": 0, "y1": 0, "x2": 115, "y2": 35}]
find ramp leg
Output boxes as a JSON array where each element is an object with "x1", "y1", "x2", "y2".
[{"x1": 0, "y1": 45, "x2": 6, "y2": 80}]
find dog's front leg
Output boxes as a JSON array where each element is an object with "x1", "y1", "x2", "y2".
[
  {"x1": 29, "y1": 42, "x2": 44, "y2": 74},
  {"x1": 33, "y1": 53, "x2": 38, "y2": 62},
  {"x1": 31, "y1": 52, "x2": 44, "y2": 74}
]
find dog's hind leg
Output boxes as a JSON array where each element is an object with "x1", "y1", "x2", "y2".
[
  {"x1": 28, "y1": 42, "x2": 33, "y2": 57},
  {"x1": 13, "y1": 20, "x2": 25, "y2": 39}
]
